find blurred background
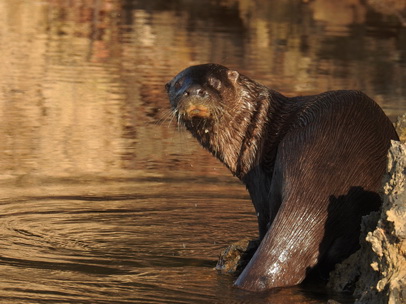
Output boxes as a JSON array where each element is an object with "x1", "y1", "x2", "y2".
[{"x1": 0, "y1": 0, "x2": 405, "y2": 303}]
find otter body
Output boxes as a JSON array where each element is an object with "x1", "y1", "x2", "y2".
[{"x1": 165, "y1": 64, "x2": 399, "y2": 291}]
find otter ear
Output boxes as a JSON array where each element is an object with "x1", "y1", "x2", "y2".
[
  {"x1": 165, "y1": 82, "x2": 170, "y2": 93},
  {"x1": 227, "y1": 70, "x2": 239, "y2": 83},
  {"x1": 209, "y1": 77, "x2": 222, "y2": 90}
]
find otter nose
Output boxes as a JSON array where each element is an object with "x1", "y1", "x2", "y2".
[{"x1": 183, "y1": 85, "x2": 207, "y2": 98}]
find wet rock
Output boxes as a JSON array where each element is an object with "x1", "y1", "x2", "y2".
[
  {"x1": 328, "y1": 140, "x2": 406, "y2": 304},
  {"x1": 327, "y1": 300, "x2": 343, "y2": 304},
  {"x1": 216, "y1": 239, "x2": 259, "y2": 274},
  {"x1": 394, "y1": 113, "x2": 406, "y2": 143}
]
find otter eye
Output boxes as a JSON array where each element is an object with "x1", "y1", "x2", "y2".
[
  {"x1": 174, "y1": 77, "x2": 185, "y2": 91},
  {"x1": 209, "y1": 77, "x2": 221, "y2": 90}
]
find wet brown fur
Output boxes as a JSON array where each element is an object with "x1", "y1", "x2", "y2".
[{"x1": 165, "y1": 63, "x2": 399, "y2": 291}]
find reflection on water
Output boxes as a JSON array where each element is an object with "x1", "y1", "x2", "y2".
[{"x1": 0, "y1": 0, "x2": 405, "y2": 303}]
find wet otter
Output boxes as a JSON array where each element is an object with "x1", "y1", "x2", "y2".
[{"x1": 165, "y1": 63, "x2": 399, "y2": 291}]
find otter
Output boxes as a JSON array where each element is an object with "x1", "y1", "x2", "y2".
[{"x1": 165, "y1": 63, "x2": 399, "y2": 291}]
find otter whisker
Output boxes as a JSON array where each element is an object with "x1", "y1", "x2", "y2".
[
  {"x1": 155, "y1": 108, "x2": 177, "y2": 128},
  {"x1": 154, "y1": 110, "x2": 169, "y2": 125}
]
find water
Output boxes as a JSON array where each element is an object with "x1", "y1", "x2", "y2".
[{"x1": 0, "y1": 0, "x2": 405, "y2": 303}]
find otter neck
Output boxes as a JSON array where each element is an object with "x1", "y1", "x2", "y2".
[
  {"x1": 208, "y1": 89, "x2": 300, "y2": 180},
  {"x1": 233, "y1": 94, "x2": 270, "y2": 179}
]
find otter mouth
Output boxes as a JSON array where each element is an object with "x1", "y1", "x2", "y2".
[{"x1": 183, "y1": 103, "x2": 211, "y2": 119}]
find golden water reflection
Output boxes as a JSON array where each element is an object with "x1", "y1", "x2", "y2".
[{"x1": 0, "y1": 0, "x2": 404, "y2": 303}]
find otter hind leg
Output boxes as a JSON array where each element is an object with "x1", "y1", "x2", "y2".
[{"x1": 234, "y1": 197, "x2": 324, "y2": 291}]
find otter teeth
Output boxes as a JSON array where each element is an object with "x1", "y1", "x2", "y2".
[{"x1": 204, "y1": 129, "x2": 209, "y2": 133}]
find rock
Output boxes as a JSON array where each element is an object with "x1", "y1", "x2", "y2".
[
  {"x1": 394, "y1": 113, "x2": 406, "y2": 143},
  {"x1": 327, "y1": 300, "x2": 343, "y2": 304},
  {"x1": 216, "y1": 239, "x2": 259, "y2": 274},
  {"x1": 328, "y1": 140, "x2": 406, "y2": 304}
]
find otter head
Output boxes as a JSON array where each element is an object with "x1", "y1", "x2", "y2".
[
  {"x1": 166, "y1": 63, "x2": 269, "y2": 176},
  {"x1": 165, "y1": 64, "x2": 240, "y2": 130}
]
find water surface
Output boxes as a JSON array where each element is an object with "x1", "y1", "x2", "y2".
[{"x1": 0, "y1": 0, "x2": 405, "y2": 303}]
